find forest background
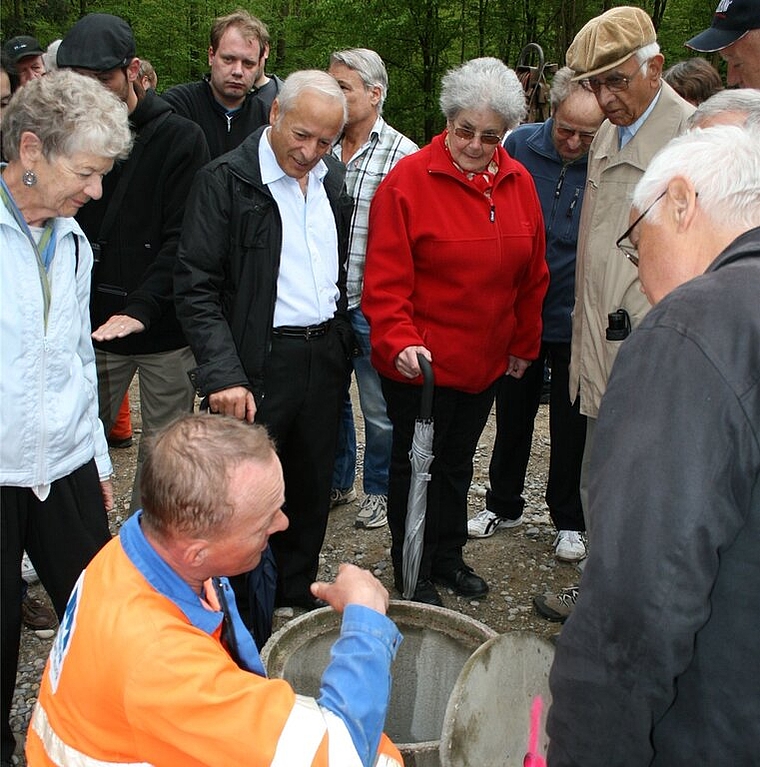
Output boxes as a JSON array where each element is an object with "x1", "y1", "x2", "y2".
[{"x1": 2, "y1": 0, "x2": 720, "y2": 144}]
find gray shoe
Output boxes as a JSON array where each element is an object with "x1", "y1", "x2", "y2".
[
  {"x1": 329, "y1": 486, "x2": 357, "y2": 509},
  {"x1": 355, "y1": 494, "x2": 388, "y2": 529},
  {"x1": 533, "y1": 586, "x2": 578, "y2": 623}
]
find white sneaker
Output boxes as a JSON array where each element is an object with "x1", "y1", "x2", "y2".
[
  {"x1": 355, "y1": 494, "x2": 388, "y2": 529},
  {"x1": 22, "y1": 552, "x2": 39, "y2": 584},
  {"x1": 554, "y1": 530, "x2": 587, "y2": 562},
  {"x1": 467, "y1": 509, "x2": 523, "y2": 539}
]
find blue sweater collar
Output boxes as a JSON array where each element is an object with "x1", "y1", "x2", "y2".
[{"x1": 120, "y1": 513, "x2": 266, "y2": 676}]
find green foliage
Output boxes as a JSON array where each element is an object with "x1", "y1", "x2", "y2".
[{"x1": 2, "y1": 0, "x2": 719, "y2": 141}]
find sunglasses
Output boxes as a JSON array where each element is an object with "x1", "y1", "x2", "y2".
[
  {"x1": 554, "y1": 124, "x2": 597, "y2": 144},
  {"x1": 451, "y1": 125, "x2": 504, "y2": 145}
]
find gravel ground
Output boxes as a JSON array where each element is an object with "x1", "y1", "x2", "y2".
[{"x1": 10, "y1": 381, "x2": 579, "y2": 763}]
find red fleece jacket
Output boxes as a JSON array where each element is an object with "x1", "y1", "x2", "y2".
[{"x1": 363, "y1": 131, "x2": 548, "y2": 393}]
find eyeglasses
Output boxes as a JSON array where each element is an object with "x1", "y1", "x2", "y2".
[
  {"x1": 451, "y1": 125, "x2": 504, "y2": 145},
  {"x1": 580, "y1": 61, "x2": 648, "y2": 94},
  {"x1": 554, "y1": 123, "x2": 597, "y2": 144},
  {"x1": 615, "y1": 190, "x2": 667, "y2": 267}
]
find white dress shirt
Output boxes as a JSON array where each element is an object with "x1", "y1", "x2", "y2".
[{"x1": 259, "y1": 127, "x2": 340, "y2": 327}]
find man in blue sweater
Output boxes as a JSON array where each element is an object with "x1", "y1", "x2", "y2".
[{"x1": 469, "y1": 68, "x2": 602, "y2": 569}]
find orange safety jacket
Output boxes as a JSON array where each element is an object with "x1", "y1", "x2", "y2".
[{"x1": 26, "y1": 516, "x2": 403, "y2": 767}]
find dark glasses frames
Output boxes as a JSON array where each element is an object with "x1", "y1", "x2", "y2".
[{"x1": 615, "y1": 190, "x2": 667, "y2": 267}]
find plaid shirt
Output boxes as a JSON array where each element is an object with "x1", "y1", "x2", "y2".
[{"x1": 332, "y1": 117, "x2": 418, "y2": 308}]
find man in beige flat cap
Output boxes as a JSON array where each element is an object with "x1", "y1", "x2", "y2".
[{"x1": 534, "y1": 6, "x2": 694, "y2": 623}]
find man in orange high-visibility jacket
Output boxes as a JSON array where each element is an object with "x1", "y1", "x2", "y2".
[{"x1": 26, "y1": 414, "x2": 403, "y2": 767}]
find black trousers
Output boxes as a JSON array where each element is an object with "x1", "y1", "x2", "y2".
[
  {"x1": 1, "y1": 459, "x2": 110, "y2": 761},
  {"x1": 486, "y1": 342, "x2": 586, "y2": 531},
  {"x1": 257, "y1": 327, "x2": 351, "y2": 604},
  {"x1": 382, "y1": 376, "x2": 495, "y2": 582}
]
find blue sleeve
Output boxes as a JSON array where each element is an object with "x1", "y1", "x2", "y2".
[{"x1": 318, "y1": 604, "x2": 402, "y2": 767}]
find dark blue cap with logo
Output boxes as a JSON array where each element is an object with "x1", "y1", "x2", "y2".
[
  {"x1": 3, "y1": 35, "x2": 45, "y2": 66},
  {"x1": 686, "y1": 0, "x2": 760, "y2": 53}
]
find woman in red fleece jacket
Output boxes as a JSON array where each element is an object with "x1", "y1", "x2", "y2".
[{"x1": 363, "y1": 57, "x2": 548, "y2": 605}]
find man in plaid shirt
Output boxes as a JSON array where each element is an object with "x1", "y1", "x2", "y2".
[{"x1": 328, "y1": 49, "x2": 418, "y2": 531}]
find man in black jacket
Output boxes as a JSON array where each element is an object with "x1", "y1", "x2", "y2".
[
  {"x1": 175, "y1": 71, "x2": 354, "y2": 611},
  {"x1": 57, "y1": 14, "x2": 210, "y2": 513},
  {"x1": 162, "y1": 9, "x2": 270, "y2": 159}
]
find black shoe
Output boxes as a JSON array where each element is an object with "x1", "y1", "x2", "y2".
[
  {"x1": 410, "y1": 579, "x2": 444, "y2": 606},
  {"x1": 107, "y1": 435, "x2": 133, "y2": 449},
  {"x1": 394, "y1": 574, "x2": 443, "y2": 606},
  {"x1": 433, "y1": 566, "x2": 489, "y2": 598}
]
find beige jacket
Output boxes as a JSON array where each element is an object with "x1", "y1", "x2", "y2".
[{"x1": 569, "y1": 81, "x2": 694, "y2": 418}]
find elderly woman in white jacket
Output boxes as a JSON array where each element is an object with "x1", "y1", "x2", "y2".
[{"x1": 0, "y1": 70, "x2": 132, "y2": 763}]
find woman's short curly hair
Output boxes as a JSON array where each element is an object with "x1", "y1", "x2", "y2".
[
  {"x1": 439, "y1": 57, "x2": 527, "y2": 130},
  {"x1": 2, "y1": 69, "x2": 132, "y2": 162}
]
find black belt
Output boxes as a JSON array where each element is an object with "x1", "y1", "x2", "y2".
[{"x1": 272, "y1": 321, "x2": 330, "y2": 340}]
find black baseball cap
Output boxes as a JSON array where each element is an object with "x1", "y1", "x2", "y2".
[
  {"x1": 57, "y1": 13, "x2": 136, "y2": 71},
  {"x1": 3, "y1": 35, "x2": 45, "y2": 66},
  {"x1": 686, "y1": 0, "x2": 760, "y2": 53}
]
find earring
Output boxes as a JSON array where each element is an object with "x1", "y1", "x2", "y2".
[{"x1": 22, "y1": 169, "x2": 37, "y2": 187}]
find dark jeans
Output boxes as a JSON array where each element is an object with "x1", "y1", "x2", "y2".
[
  {"x1": 1, "y1": 460, "x2": 111, "y2": 761},
  {"x1": 486, "y1": 342, "x2": 586, "y2": 531},
  {"x1": 382, "y1": 376, "x2": 495, "y2": 582}
]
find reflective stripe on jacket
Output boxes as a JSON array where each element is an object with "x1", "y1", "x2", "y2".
[
  {"x1": 26, "y1": 516, "x2": 402, "y2": 767},
  {"x1": 29, "y1": 693, "x2": 402, "y2": 767}
]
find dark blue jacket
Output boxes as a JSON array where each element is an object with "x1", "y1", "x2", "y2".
[{"x1": 505, "y1": 119, "x2": 587, "y2": 343}]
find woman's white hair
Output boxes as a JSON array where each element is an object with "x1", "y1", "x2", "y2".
[
  {"x1": 2, "y1": 69, "x2": 132, "y2": 162},
  {"x1": 633, "y1": 124, "x2": 760, "y2": 232},
  {"x1": 439, "y1": 57, "x2": 526, "y2": 129}
]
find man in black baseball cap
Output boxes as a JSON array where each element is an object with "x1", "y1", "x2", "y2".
[
  {"x1": 57, "y1": 12, "x2": 211, "y2": 520},
  {"x1": 57, "y1": 13, "x2": 137, "y2": 104},
  {"x1": 686, "y1": 0, "x2": 760, "y2": 88},
  {"x1": 3, "y1": 35, "x2": 45, "y2": 86}
]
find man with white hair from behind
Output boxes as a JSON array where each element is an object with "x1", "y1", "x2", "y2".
[
  {"x1": 547, "y1": 122, "x2": 760, "y2": 765},
  {"x1": 686, "y1": 86, "x2": 760, "y2": 127}
]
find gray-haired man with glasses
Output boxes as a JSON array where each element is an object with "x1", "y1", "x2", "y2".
[{"x1": 533, "y1": 6, "x2": 694, "y2": 623}]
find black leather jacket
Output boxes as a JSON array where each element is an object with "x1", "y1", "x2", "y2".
[{"x1": 174, "y1": 126, "x2": 354, "y2": 400}]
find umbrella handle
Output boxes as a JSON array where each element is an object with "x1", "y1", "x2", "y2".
[{"x1": 417, "y1": 353, "x2": 434, "y2": 420}]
